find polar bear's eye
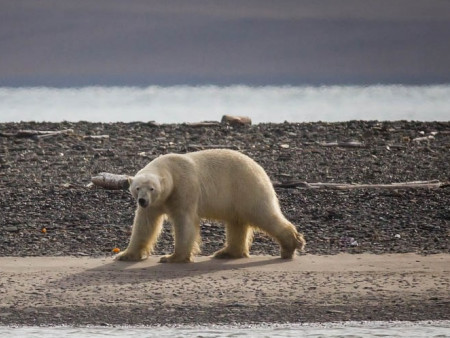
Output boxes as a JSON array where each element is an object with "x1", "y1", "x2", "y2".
[
  {"x1": 150, "y1": 187, "x2": 154, "y2": 191},
  {"x1": 136, "y1": 187, "x2": 140, "y2": 191}
]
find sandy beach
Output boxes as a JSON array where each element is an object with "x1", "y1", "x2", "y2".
[{"x1": 0, "y1": 253, "x2": 448, "y2": 326}]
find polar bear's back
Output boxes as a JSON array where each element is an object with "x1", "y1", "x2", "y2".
[
  {"x1": 187, "y1": 148, "x2": 272, "y2": 186},
  {"x1": 186, "y1": 149, "x2": 279, "y2": 222}
]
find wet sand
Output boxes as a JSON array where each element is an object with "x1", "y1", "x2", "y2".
[{"x1": 0, "y1": 253, "x2": 449, "y2": 326}]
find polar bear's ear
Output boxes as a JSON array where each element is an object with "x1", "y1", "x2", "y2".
[{"x1": 127, "y1": 176, "x2": 134, "y2": 187}]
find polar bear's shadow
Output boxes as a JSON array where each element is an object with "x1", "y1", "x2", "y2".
[
  {"x1": 109, "y1": 256, "x2": 286, "y2": 281},
  {"x1": 59, "y1": 256, "x2": 289, "y2": 287}
]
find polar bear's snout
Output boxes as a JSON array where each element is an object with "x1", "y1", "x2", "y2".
[
  {"x1": 138, "y1": 197, "x2": 149, "y2": 208},
  {"x1": 129, "y1": 173, "x2": 162, "y2": 209}
]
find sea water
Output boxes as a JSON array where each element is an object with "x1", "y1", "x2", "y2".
[
  {"x1": 1, "y1": 321, "x2": 449, "y2": 338},
  {"x1": 0, "y1": 85, "x2": 449, "y2": 123}
]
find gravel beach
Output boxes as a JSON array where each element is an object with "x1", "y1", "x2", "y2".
[{"x1": 0, "y1": 120, "x2": 449, "y2": 325}]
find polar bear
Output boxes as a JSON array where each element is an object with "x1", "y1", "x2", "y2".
[{"x1": 115, "y1": 149, "x2": 305, "y2": 263}]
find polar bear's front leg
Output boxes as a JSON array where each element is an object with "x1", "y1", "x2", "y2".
[
  {"x1": 115, "y1": 207, "x2": 164, "y2": 261},
  {"x1": 159, "y1": 213, "x2": 200, "y2": 263}
]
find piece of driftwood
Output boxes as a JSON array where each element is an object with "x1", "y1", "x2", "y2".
[
  {"x1": 221, "y1": 115, "x2": 252, "y2": 126},
  {"x1": 412, "y1": 135, "x2": 435, "y2": 142},
  {"x1": 83, "y1": 135, "x2": 110, "y2": 140},
  {"x1": 185, "y1": 121, "x2": 221, "y2": 127},
  {"x1": 0, "y1": 129, "x2": 75, "y2": 139},
  {"x1": 317, "y1": 141, "x2": 366, "y2": 148},
  {"x1": 91, "y1": 173, "x2": 130, "y2": 190},
  {"x1": 273, "y1": 180, "x2": 449, "y2": 190}
]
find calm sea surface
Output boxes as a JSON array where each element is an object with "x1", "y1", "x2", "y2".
[
  {"x1": 1, "y1": 321, "x2": 449, "y2": 338},
  {"x1": 0, "y1": 85, "x2": 449, "y2": 123}
]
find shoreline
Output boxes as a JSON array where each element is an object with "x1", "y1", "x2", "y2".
[{"x1": 1, "y1": 253, "x2": 449, "y2": 326}]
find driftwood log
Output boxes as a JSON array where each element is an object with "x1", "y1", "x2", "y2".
[
  {"x1": 221, "y1": 115, "x2": 252, "y2": 126},
  {"x1": 0, "y1": 129, "x2": 74, "y2": 139},
  {"x1": 83, "y1": 134, "x2": 110, "y2": 140},
  {"x1": 90, "y1": 173, "x2": 449, "y2": 191},
  {"x1": 273, "y1": 180, "x2": 449, "y2": 190},
  {"x1": 91, "y1": 173, "x2": 130, "y2": 190},
  {"x1": 412, "y1": 135, "x2": 435, "y2": 142},
  {"x1": 185, "y1": 121, "x2": 221, "y2": 128},
  {"x1": 317, "y1": 141, "x2": 366, "y2": 148}
]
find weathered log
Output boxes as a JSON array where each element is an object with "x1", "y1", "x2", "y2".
[
  {"x1": 185, "y1": 121, "x2": 221, "y2": 128},
  {"x1": 221, "y1": 115, "x2": 252, "y2": 126},
  {"x1": 412, "y1": 135, "x2": 435, "y2": 142},
  {"x1": 273, "y1": 180, "x2": 449, "y2": 190},
  {"x1": 273, "y1": 181, "x2": 310, "y2": 188},
  {"x1": 83, "y1": 135, "x2": 110, "y2": 140},
  {"x1": 317, "y1": 141, "x2": 366, "y2": 148},
  {"x1": 21, "y1": 129, "x2": 73, "y2": 138},
  {"x1": 0, "y1": 129, "x2": 74, "y2": 139},
  {"x1": 91, "y1": 173, "x2": 130, "y2": 190}
]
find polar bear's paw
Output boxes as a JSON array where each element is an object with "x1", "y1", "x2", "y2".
[
  {"x1": 159, "y1": 254, "x2": 193, "y2": 263},
  {"x1": 114, "y1": 250, "x2": 147, "y2": 261},
  {"x1": 212, "y1": 248, "x2": 250, "y2": 259}
]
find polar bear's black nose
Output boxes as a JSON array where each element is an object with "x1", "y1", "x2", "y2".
[{"x1": 138, "y1": 198, "x2": 148, "y2": 207}]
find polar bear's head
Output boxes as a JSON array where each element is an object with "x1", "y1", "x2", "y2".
[{"x1": 128, "y1": 174, "x2": 163, "y2": 208}]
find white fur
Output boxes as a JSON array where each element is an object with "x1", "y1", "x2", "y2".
[{"x1": 115, "y1": 149, "x2": 305, "y2": 263}]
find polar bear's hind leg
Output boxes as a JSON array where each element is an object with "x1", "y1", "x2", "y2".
[
  {"x1": 255, "y1": 215, "x2": 306, "y2": 259},
  {"x1": 213, "y1": 222, "x2": 253, "y2": 259}
]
